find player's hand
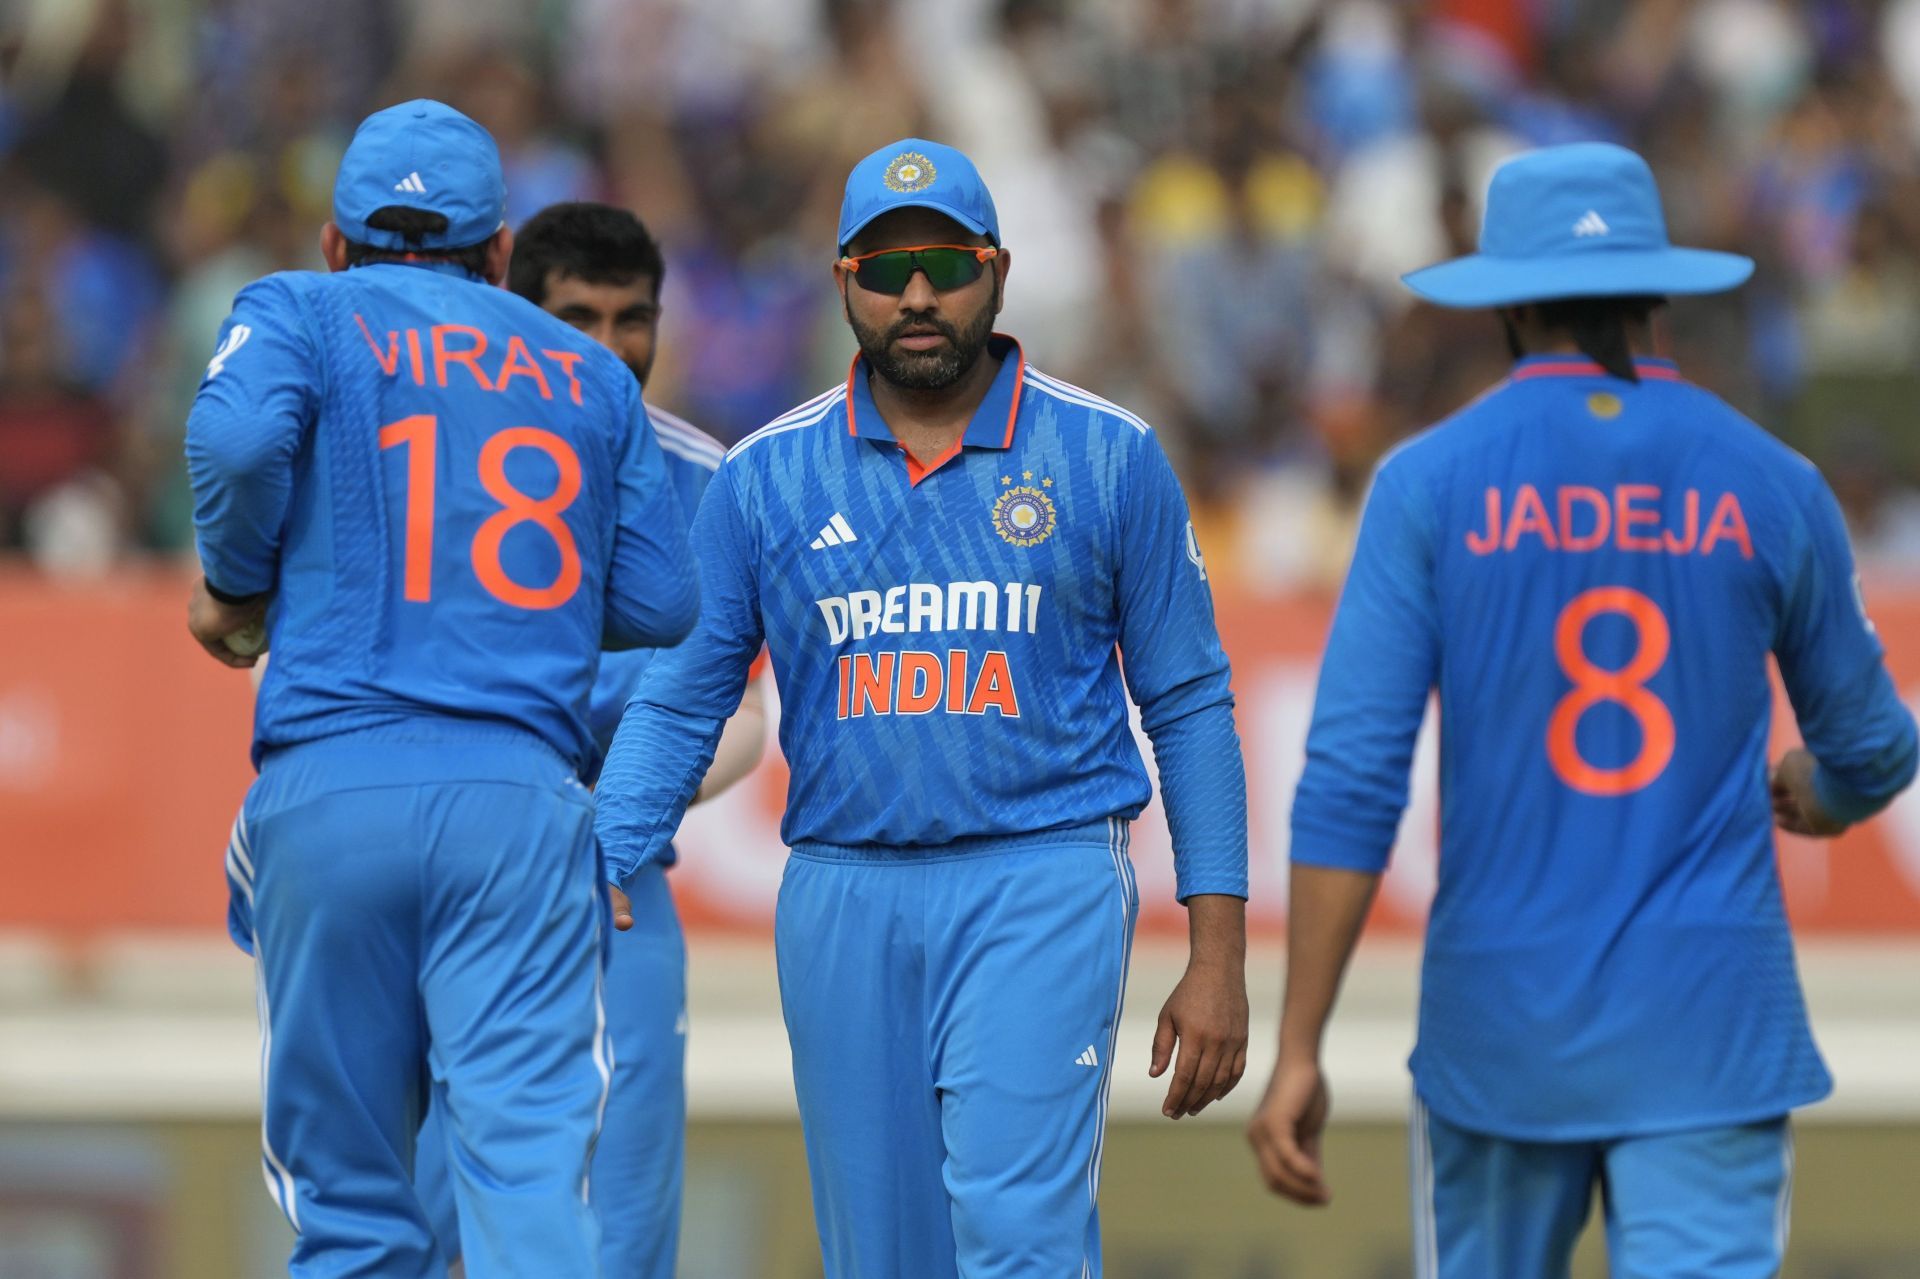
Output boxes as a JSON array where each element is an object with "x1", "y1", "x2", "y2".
[
  {"x1": 1246, "y1": 1055, "x2": 1331, "y2": 1205},
  {"x1": 1149, "y1": 957, "x2": 1249, "y2": 1119},
  {"x1": 610, "y1": 883, "x2": 634, "y2": 932},
  {"x1": 1770, "y1": 747, "x2": 1848, "y2": 838},
  {"x1": 187, "y1": 577, "x2": 268, "y2": 669}
]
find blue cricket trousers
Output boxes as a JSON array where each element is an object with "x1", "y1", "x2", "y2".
[
  {"x1": 775, "y1": 818, "x2": 1138, "y2": 1279},
  {"x1": 416, "y1": 859, "x2": 687, "y2": 1278},
  {"x1": 1413, "y1": 1094, "x2": 1795, "y2": 1279},
  {"x1": 226, "y1": 728, "x2": 609, "y2": 1278}
]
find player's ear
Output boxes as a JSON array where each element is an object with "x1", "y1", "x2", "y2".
[
  {"x1": 990, "y1": 246, "x2": 1010, "y2": 315},
  {"x1": 482, "y1": 225, "x2": 514, "y2": 288},
  {"x1": 319, "y1": 223, "x2": 351, "y2": 274}
]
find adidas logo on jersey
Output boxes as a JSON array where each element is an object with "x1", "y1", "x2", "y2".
[
  {"x1": 1573, "y1": 209, "x2": 1610, "y2": 238},
  {"x1": 810, "y1": 513, "x2": 859, "y2": 550},
  {"x1": 1076, "y1": 1045, "x2": 1100, "y2": 1067},
  {"x1": 393, "y1": 171, "x2": 428, "y2": 195}
]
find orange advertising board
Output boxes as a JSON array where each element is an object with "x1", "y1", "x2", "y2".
[{"x1": 4, "y1": 568, "x2": 1919, "y2": 942}]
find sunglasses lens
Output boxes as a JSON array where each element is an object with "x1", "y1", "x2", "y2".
[
  {"x1": 917, "y1": 248, "x2": 986, "y2": 290},
  {"x1": 851, "y1": 248, "x2": 986, "y2": 294},
  {"x1": 854, "y1": 252, "x2": 919, "y2": 294}
]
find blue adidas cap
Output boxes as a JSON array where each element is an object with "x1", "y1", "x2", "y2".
[
  {"x1": 333, "y1": 99, "x2": 506, "y2": 251},
  {"x1": 837, "y1": 139, "x2": 999, "y2": 252},
  {"x1": 1402, "y1": 142, "x2": 1753, "y2": 308}
]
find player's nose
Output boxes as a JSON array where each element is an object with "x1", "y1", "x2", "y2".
[{"x1": 899, "y1": 269, "x2": 940, "y2": 312}]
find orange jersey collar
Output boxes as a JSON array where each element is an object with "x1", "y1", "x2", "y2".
[{"x1": 845, "y1": 334, "x2": 1026, "y2": 486}]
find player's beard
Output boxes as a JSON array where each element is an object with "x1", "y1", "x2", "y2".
[
  {"x1": 624, "y1": 348, "x2": 655, "y2": 388},
  {"x1": 847, "y1": 285, "x2": 998, "y2": 392}
]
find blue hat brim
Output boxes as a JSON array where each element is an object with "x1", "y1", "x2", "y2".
[
  {"x1": 839, "y1": 198, "x2": 995, "y2": 252},
  {"x1": 1402, "y1": 247, "x2": 1755, "y2": 308}
]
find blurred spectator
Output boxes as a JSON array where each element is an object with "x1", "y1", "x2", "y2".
[
  {"x1": 447, "y1": 51, "x2": 602, "y2": 227},
  {"x1": 649, "y1": 124, "x2": 828, "y2": 442},
  {"x1": 1149, "y1": 140, "x2": 1318, "y2": 493},
  {"x1": 1801, "y1": 198, "x2": 1920, "y2": 376},
  {"x1": 0, "y1": 286, "x2": 118, "y2": 555},
  {"x1": 9, "y1": 0, "x2": 166, "y2": 242},
  {"x1": 1, "y1": 183, "x2": 163, "y2": 394},
  {"x1": 0, "y1": 0, "x2": 1915, "y2": 595},
  {"x1": 1321, "y1": 76, "x2": 1518, "y2": 310}
]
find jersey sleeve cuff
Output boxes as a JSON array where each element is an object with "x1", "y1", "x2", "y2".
[
  {"x1": 1289, "y1": 802, "x2": 1398, "y2": 873},
  {"x1": 204, "y1": 576, "x2": 268, "y2": 606},
  {"x1": 601, "y1": 844, "x2": 648, "y2": 884},
  {"x1": 1811, "y1": 762, "x2": 1892, "y2": 827},
  {"x1": 1288, "y1": 834, "x2": 1392, "y2": 873},
  {"x1": 1174, "y1": 878, "x2": 1249, "y2": 902}
]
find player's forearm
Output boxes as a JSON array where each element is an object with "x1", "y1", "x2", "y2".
[
  {"x1": 1277, "y1": 864, "x2": 1379, "y2": 1064},
  {"x1": 1148, "y1": 701, "x2": 1250, "y2": 899},
  {"x1": 602, "y1": 558, "x2": 699, "y2": 651},
  {"x1": 187, "y1": 423, "x2": 293, "y2": 598},
  {"x1": 596, "y1": 699, "x2": 727, "y2": 879},
  {"x1": 692, "y1": 680, "x2": 767, "y2": 804},
  {"x1": 1185, "y1": 893, "x2": 1247, "y2": 972}
]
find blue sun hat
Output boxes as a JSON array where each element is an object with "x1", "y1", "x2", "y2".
[
  {"x1": 837, "y1": 138, "x2": 1000, "y2": 253},
  {"x1": 1402, "y1": 142, "x2": 1753, "y2": 308}
]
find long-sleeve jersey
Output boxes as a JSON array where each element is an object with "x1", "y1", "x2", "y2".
[
  {"x1": 1293, "y1": 355, "x2": 1918, "y2": 1140},
  {"x1": 585, "y1": 404, "x2": 725, "y2": 763},
  {"x1": 186, "y1": 261, "x2": 699, "y2": 774},
  {"x1": 596, "y1": 337, "x2": 1248, "y2": 896}
]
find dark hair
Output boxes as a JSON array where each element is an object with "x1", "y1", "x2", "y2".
[
  {"x1": 508, "y1": 202, "x2": 666, "y2": 305},
  {"x1": 1516, "y1": 295, "x2": 1665, "y2": 382},
  {"x1": 341, "y1": 206, "x2": 492, "y2": 276}
]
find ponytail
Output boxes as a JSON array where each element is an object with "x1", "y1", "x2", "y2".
[{"x1": 1534, "y1": 296, "x2": 1663, "y2": 383}]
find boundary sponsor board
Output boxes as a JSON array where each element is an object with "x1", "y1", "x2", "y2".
[{"x1": 4, "y1": 569, "x2": 1918, "y2": 939}]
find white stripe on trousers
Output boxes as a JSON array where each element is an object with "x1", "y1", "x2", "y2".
[
  {"x1": 253, "y1": 940, "x2": 301, "y2": 1232},
  {"x1": 229, "y1": 812, "x2": 255, "y2": 883},
  {"x1": 226, "y1": 812, "x2": 255, "y2": 904},
  {"x1": 583, "y1": 891, "x2": 613, "y2": 1205},
  {"x1": 1410, "y1": 1094, "x2": 1437, "y2": 1279},
  {"x1": 1774, "y1": 1121, "x2": 1795, "y2": 1265},
  {"x1": 1082, "y1": 817, "x2": 1136, "y2": 1278}
]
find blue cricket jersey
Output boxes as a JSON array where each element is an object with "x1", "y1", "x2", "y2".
[
  {"x1": 585, "y1": 403, "x2": 726, "y2": 763},
  {"x1": 596, "y1": 337, "x2": 1248, "y2": 896},
  {"x1": 186, "y1": 261, "x2": 700, "y2": 775},
  {"x1": 1293, "y1": 355, "x2": 1918, "y2": 1140}
]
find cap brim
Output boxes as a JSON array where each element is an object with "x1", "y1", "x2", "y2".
[
  {"x1": 1402, "y1": 247, "x2": 1755, "y2": 308},
  {"x1": 839, "y1": 198, "x2": 994, "y2": 251}
]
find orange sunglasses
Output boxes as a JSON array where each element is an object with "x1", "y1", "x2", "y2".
[{"x1": 838, "y1": 244, "x2": 999, "y2": 293}]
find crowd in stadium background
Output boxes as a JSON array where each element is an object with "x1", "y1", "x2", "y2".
[{"x1": 7, "y1": 0, "x2": 1920, "y2": 593}]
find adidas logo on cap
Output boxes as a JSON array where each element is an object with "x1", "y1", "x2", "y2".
[{"x1": 1573, "y1": 209, "x2": 1610, "y2": 238}]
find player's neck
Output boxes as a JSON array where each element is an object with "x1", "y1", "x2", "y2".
[
  {"x1": 868, "y1": 348, "x2": 1004, "y2": 466},
  {"x1": 1517, "y1": 319, "x2": 1658, "y2": 361}
]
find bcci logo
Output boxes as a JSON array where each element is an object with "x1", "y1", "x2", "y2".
[
  {"x1": 993, "y1": 474, "x2": 1057, "y2": 547},
  {"x1": 884, "y1": 151, "x2": 936, "y2": 193}
]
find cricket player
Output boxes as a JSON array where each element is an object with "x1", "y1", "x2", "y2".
[
  {"x1": 186, "y1": 102, "x2": 699, "y2": 1277},
  {"x1": 1246, "y1": 142, "x2": 1919, "y2": 1278},
  {"x1": 410, "y1": 201, "x2": 767, "y2": 1279},
  {"x1": 595, "y1": 138, "x2": 1252, "y2": 1277}
]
